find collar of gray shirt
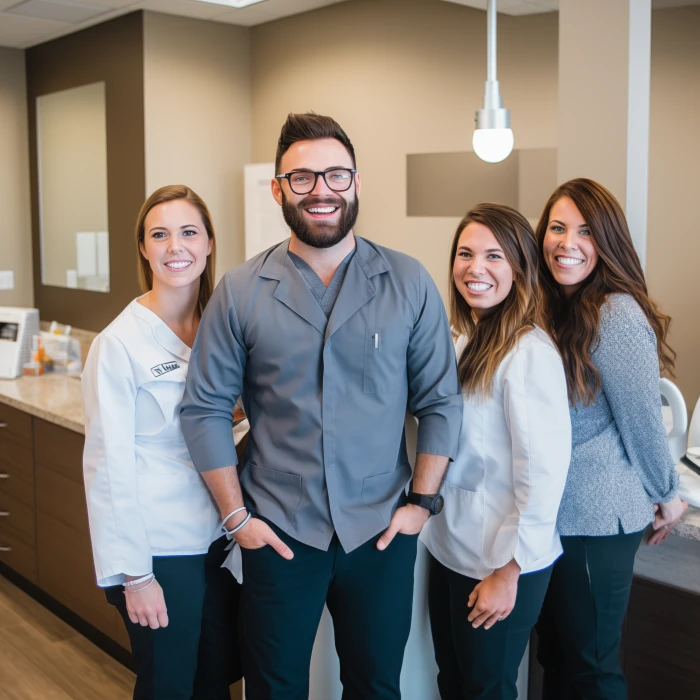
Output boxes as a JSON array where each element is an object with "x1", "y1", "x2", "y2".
[{"x1": 287, "y1": 248, "x2": 357, "y2": 319}]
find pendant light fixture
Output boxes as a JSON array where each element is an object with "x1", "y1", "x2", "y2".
[{"x1": 473, "y1": 0, "x2": 514, "y2": 163}]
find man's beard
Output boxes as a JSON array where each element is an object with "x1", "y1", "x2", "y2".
[{"x1": 281, "y1": 191, "x2": 359, "y2": 249}]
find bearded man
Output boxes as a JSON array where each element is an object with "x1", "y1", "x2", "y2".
[{"x1": 181, "y1": 113, "x2": 461, "y2": 700}]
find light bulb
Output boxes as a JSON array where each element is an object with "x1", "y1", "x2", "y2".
[{"x1": 472, "y1": 128, "x2": 514, "y2": 164}]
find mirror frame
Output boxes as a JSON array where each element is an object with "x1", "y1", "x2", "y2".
[{"x1": 27, "y1": 12, "x2": 145, "y2": 332}]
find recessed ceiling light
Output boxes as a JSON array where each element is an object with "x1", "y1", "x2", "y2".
[{"x1": 192, "y1": 0, "x2": 268, "y2": 7}]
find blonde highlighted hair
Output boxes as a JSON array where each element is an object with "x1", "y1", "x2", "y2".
[
  {"x1": 135, "y1": 185, "x2": 216, "y2": 318},
  {"x1": 449, "y1": 203, "x2": 544, "y2": 397}
]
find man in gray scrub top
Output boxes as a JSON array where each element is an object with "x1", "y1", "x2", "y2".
[{"x1": 181, "y1": 113, "x2": 462, "y2": 700}]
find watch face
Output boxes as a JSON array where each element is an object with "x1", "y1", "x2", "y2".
[{"x1": 433, "y1": 494, "x2": 444, "y2": 515}]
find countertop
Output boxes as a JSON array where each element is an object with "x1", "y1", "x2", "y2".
[{"x1": 0, "y1": 374, "x2": 84, "y2": 434}]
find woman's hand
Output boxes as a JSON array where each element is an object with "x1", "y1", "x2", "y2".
[
  {"x1": 648, "y1": 496, "x2": 688, "y2": 545},
  {"x1": 125, "y1": 577, "x2": 168, "y2": 629},
  {"x1": 467, "y1": 559, "x2": 521, "y2": 630}
]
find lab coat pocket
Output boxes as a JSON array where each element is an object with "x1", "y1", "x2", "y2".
[
  {"x1": 138, "y1": 473, "x2": 218, "y2": 553},
  {"x1": 361, "y1": 464, "x2": 412, "y2": 525},
  {"x1": 430, "y1": 482, "x2": 485, "y2": 575}
]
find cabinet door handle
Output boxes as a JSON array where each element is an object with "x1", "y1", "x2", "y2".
[
  {"x1": 0, "y1": 473, "x2": 8, "y2": 479},
  {"x1": 0, "y1": 546, "x2": 10, "y2": 552},
  {"x1": 0, "y1": 511, "x2": 8, "y2": 517},
  {"x1": 0, "y1": 422, "x2": 7, "y2": 428}
]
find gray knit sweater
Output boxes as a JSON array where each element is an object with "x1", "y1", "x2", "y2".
[{"x1": 557, "y1": 293, "x2": 679, "y2": 537}]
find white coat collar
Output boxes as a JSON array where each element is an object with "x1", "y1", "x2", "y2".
[{"x1": 128, "y1": 298, "x2": 191, "y2": 363}]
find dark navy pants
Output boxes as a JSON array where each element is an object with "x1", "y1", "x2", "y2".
[{"x1": 106, "y1": 536, "x2": 241, "y2": 700}]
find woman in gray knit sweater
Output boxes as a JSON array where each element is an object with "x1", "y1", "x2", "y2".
[{"x1": 534, "y1": 178, "x2": 686, "y2": 699}]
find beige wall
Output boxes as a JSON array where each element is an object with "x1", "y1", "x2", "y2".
[
  {"x1": 0, "y1": 47, "x2": 33, "y2": 308},
  {"x1": 648, "y1": 6, "x2": 700, "y2": 408},
  {"x1": 143, "y1": 11, "x2": 252, "y2": 281},
  {"x1": 250, "y1": 0, "x2": 558, "y2": 300}
]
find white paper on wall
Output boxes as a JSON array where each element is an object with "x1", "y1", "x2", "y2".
[
  {"x1": 76, "y1": 232, "x2": 97, "y2": 277},
  {"x1": 244, "y1": 163, "x2": 289, "y2": 261},
  {"x1": 96, "y1": 231, "x2": 109, "y2": 278}
]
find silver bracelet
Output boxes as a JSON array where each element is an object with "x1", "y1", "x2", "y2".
[
  {"x1": 225, "y1": 512, "x2": 252, "y2": 537},
  {"x1": 124, "y1": 573, "x2": 154, "y2": 587},
  {"x1": 221, "y1": 507, "x2": 248, "y2": 532},
  {"x1": 124, "y1": 577, "x2": 156, "y2": 594}
]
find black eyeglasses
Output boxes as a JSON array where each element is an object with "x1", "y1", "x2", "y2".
[{"x1": 275, "y1": 168, "x2": 357, "y2": 195}]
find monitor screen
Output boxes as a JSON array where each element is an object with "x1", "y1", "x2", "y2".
[{"x1": 0, "y1": 322, "x2": 19, "y2": 342}]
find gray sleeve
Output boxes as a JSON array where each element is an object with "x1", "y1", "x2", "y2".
[
  {"x1": 595, "y1": 295, "x2": 679, "y2": 502},
  {"x1": 181, "y1": 274, "x2": 247, "y2": 472},
  {"x1": 407, "y1": 264, "x2": 462, "y2": 460}
]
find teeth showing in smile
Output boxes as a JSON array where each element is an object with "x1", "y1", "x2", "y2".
[
  {"x1": 556, "y1": 256, "x2": 584, "y2": 266},
  {"x1": 165, "y1": 261, "x2": 192, "y2": 269},
  {"x1": 307, "y1": 207, "x2": 338, "y2": 214},
  {"x1": 466, "y1": 282, "x2": 492, "y2": 291}
]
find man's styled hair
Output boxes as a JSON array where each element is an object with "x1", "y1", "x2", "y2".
[{"x1": 275, "y1": 112, "x2": 356, "y2": 174}]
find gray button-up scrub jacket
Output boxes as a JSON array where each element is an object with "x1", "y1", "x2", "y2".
[{"x1": 181, "y1": 236, "x2": 462, "y2": 553}]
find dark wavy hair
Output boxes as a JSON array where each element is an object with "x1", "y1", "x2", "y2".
[
  {"x1": 535, "y1": 178, "x2": 675, "y2": 405},
  {"x1": 449, "y1": 203, "x2": 544, "y2": 398},
  {"x1": 275, "y1": 112, "x2": 356, "y2": 174}
]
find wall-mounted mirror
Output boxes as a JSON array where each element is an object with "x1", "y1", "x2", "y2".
[{"x1": 36, "y1": 82, "x2": 110, "y2": 292}]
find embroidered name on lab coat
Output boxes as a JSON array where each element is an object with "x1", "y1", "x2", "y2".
[{"x1": 151, "y1": 361, "x2": 180, "y2": 377}]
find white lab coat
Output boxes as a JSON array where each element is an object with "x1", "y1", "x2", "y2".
[
  {"x1": 420, "y1": 327, "x2": 572, "y2": 579},
  {"x1": 82, "y1": 299, "x2": 224, "y2": 587}
]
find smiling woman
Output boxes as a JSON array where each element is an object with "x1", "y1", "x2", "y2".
[
  {"x1": 135, "y1": 185, "x2": 216, "y2": 323},
  {"x1": 534, "y1": 178, "x2": 684, "y2": 700},
  {"x1": 81, "y1": 184, "x2": 242, "y2": 699},
  {"x1": 420, "y1": 202, "x2": 571, "y2": 700}
]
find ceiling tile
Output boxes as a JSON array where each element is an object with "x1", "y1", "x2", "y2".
[
  {"x1": 5, "y1": 0, "x2": 113, "y2": 24},
  {"x1": 0, "y1": 12, "x2": 67, "y2": 47}
]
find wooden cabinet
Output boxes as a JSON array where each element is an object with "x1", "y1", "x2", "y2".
[
  {"x1": 528, "y1": 575, "x2": 700, "y2": 699},
  {"x1": 33, "y1": 418, "x2": 125, "y2": 645},
  {"x1": 1, "y1": 409, "x2": 128, "y2": 651},
  {"x1": 625, "y1": 576, "x2": 700, "y2": 697},
  {"x1": 0, "y1": 403, "x2": 37, "y2": 583}
]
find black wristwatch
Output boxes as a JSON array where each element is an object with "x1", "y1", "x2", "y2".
[{"x1": 406, "y1": 490, "x2": 444, "y2": 516}]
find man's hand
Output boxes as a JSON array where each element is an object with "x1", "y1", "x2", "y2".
[
  {"x1": 467, "y1": 559, "x2": 520, "y2": 630},
  {"x1": 376, "y1": 504, "x2": 429, "y2": 550},
  {"x1": 125, "y1": 577, "x2": 168, "y2": 629},
  {"x1": 233, "y1": 515, "x2": 294, "y2": 560}
]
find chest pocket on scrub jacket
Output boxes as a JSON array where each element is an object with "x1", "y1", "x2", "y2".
[{"x1": 363, "y1": 327, "x2": 385, "y2": 394}]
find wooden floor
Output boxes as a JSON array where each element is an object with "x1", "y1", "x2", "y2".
[{"x1": 0, "y1": 575, "x2": 135, "y2": 699}]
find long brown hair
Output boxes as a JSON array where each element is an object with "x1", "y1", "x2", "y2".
[
  {"x1": 135, "y1": 185, "x2": 216, "y2": 318},
  {"x1": 536, "y1": 178, "x2": 674, "y2": 405},
  {"x1": 449, "y1": 203, "x2": 544, "y2": 397}
]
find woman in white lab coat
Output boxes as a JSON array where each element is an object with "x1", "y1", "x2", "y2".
[
  {"x1": 82, "y1": 185, "x2": 241, "y2": 700},
  {"x1": 420, "y1": 203, "x2": 571, "y2": 700}
]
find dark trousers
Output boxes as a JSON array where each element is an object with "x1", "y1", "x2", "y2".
[
  {"x1": 536, "y1": 526, "x2": 644, "y2": 700},
  {"x1": 428, "y1": 553, "x2": 552, "y2": 700},
  {"x1": 239, "y1": 521, "x2": 419, "y2": 700},
  {"x1": 105, "y1": 536, "x2": 242, "y2": 700}
]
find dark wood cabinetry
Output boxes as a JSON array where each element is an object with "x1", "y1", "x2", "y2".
[
  {"x1": 529, "y1": 575, "x2": 700, "y2": 699},
  {"x1": 0, "y1": 408, "x2": 128, "y2": 651},
  {"x1": 625, "y1": 576, "x2": 700, "y2": 697},
  {"x1": 0, "y1": 403, "x2": 37, "y2": 583}
]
